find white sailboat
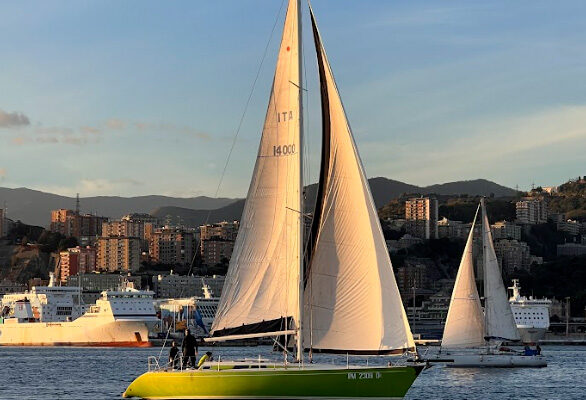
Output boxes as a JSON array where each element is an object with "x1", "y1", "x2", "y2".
[
  {"x1": 123, "y1": 1, "x2": 423, "y2": 398},
  {"x1": 440, "y1": 199, "x2": 546, "y2": 368}
]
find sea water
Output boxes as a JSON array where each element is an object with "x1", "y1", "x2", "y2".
[{"x1": 0, "y1": 345, "x2": 584, "y2": 399}]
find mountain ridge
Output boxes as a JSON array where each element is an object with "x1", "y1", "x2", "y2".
[{"x1": 0, "y1": 178, "x2": 516, "y2": 227}]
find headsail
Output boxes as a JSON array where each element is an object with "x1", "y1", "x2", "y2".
[
  {"x1": 303, "y1": 6, "x2": 415, "y2": 354},
  {"x1": 442, "y1": 205, "x2": 485, "y2": 348},
  {"x1": 481, "y1": 198, "x2": 520, "y2": 342},
  {"x1": 211, "y1": 0, "x2": 303, "y2": 339}
]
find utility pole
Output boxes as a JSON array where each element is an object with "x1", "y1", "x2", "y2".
[
  {"x1": 565, "y1": 297, "x2": 571, "y2": 337},
  {"x1": 412, "y1": 283, "x2": 416, "y2": 334},
  {"x1": 75, "y1": 193, "x2": 80, "y2": 215}
]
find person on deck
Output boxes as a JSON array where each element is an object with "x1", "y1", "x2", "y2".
[
  {"x1": 169, "y1": 340, "x2": 180, "y2": 370},
  {"x1": 182, "y1": 329, "x2": 198, "y2": 368}
]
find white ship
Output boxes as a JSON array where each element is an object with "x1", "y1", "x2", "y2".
[
  {"x1": 509, "y1": 279, "x2": 551, "y2": 343},
  {"x1": 0, "y1": 274, "x2": 157, "y2": 347}
]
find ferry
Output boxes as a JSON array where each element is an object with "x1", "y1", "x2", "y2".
[
  {"x1": 509, "y1": 279, "x2": 551, "y2": 343},
  {"x1": 0, "y1": 274, "x2": 157, "y2": 346}
]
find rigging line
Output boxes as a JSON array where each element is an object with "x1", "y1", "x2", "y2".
[{"x1": 156, "y1": 0, "x2": 287, "y2": 364}]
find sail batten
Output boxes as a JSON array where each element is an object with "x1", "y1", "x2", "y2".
[
  {"x1": 211, "y1": 0, "x2": 302, "y2": 338},
  {"x1": 303, "y1": 6, "x2": 415, "y2": 354},
  {"x1": 442, "y1": 205, "x2": 485, "y2": 348}
]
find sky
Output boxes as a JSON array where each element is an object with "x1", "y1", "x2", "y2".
[{"x1": 1, "y1": 0, "x2": 586, "y2": 198}]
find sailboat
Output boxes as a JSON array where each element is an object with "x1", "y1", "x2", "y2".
[
  {"x1": 123, "y1": 1, "x2": 423, "y2": 398},
  {"x1": 440, "y1": 199, "x2": 546, "y2": 368}
]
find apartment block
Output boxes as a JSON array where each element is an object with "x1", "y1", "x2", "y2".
[
  {"x1": 96, "y1": 236, "x2": 141, "y2": 272},
  {"x1": 199, "y1": 221, "x2": 239, "y2": 266},
  {"x1": 405, "y1": 197, "x2": 438, "y2": 240},
  {"x1": 515, "y1": 199, "x2": 548, "y2": 225},
  {"x1": 149, "y1": 227, "x2": 196, "y2": 266},
  {"x1": 50, "y1": 209, "x2": 108, "y2": 241},
  {"x1": 493, "y1": 239, "x2": 533, "y2": 273},
  {"x1": 59, "y1": 246, "x2": 97, "y2": 283},
  {"x1": 491, "y1": 221, "x2": 522, "y2": 241},
  {"x1": 151, "y1": 274, "x2": 226, "y2": 299}
]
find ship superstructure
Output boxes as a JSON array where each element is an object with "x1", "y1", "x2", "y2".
[
  {"x1": 0, "y1": 275, "x2": 157, "y2": 346},
  {"x1": 509, "y1": 279, "x2": 551, "y2": 343}
]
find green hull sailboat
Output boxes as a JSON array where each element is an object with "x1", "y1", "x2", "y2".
[
  {"x1": 124, "y1": 364, "x2": 422, "y2": 399},
  {"x1": 124, "y1": 1, "x2": 424, "y2": 398}
]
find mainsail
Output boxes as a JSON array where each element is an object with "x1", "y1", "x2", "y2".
[
  {"x1": 211, "y1": 0, "x2": 303, "y2": 339},
  {"x1": 481, "y1": 198, "x2": 520, "y2": 342},
  {"x1": 442, "y1": 205, "x2": 485, "y2": 348},
  {"x1": 303, "y1": 6, "x2": 415, "y2": 354}
]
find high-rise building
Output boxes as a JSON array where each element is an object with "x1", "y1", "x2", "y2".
[
  {"x1": 516, "y1": 199, "x2": 548, "y2": 225},
  {"x1": 199, "y1": 221, "x2": 239, "y2": 266},
  {"x1": 493, "y1": 239, "x2": 533, "y2": 273},
  {"x1": 59, "y1": 246, "x2": 97, "y2": 283},
  {"x1": 149, "y1": 227, "x2": 196, "y2": 266},
  {"x1": 405, "y1": 197, "x2": 438, "y2": 240},
  {"x1": 491, "y1": 221, "x2": 522, "y2": 241},
  {"x1": 50, "y1": 209, "x2": 108, "y2": 241},
  {"x1": 96, "y1": 236, "x2": 141, "y2": 272}
]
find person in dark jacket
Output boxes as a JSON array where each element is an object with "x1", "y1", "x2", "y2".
[
  {"x1": 182, "y1": 329, "x2": 198, "y2": 368},
  {"x1": 169, "y1": 340, "x2": 180, "y2": 370}
]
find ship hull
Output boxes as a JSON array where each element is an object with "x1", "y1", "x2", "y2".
[
  {"x1": 517, "y1": 327, "x2": 547, "y2": 343},
  {"x1": 123, "y1": 365, "x2": 424, "y2": 399},
  {"x1": 0, "y1": 317, "x2": 150, "y2": 347}
]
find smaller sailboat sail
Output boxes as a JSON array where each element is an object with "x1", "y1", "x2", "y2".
[
  {"x1": 442, "y1": 205, "x2": 485, "y2": 348},
  {"x1": 481, "y1": 198, "x2": 520, "y2": 342},
  {"x1": 303, "y1": 5, "x2": 414, "y2": 354}
]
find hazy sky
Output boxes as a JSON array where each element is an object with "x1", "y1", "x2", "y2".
[{"x1": 1, "y1": 0, "x2": 586, "y2": 198}]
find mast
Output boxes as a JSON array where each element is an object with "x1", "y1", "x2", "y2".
[{"x1": 296, "y1": 0, "x2": 304, "y2": 363}]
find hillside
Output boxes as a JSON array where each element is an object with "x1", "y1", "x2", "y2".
[
  {"x1": 0, "y1": 187, "x2": 237, "y2": 227},
  {"x1": 151, "y1": 200, "x2": 246, "y2": 228},
  {"x1": 1, "y1": 178, "x2": 516, "y2": 227}
]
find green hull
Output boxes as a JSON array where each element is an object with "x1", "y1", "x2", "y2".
[{"x1": 123, "y1": 365, "x2": 423, "y2": 399}]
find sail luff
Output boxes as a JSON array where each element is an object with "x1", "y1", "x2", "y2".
[
  {"x1": 303, "y1": 5, "x2": 415, "y2": 354},
  {"x1": 481, "y1": 198, "x2": 521, "y2": 342},
  {"x1": 442, "y1": 204, "x2": 485, "y2": 348},
  {"x1": 211, "y1": 0, "x2": 302, "y2": 339},
  {"x1": 295, "y1": 0, "x2": 304, "y2": 362}
]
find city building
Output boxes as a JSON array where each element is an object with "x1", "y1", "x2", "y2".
[
  {"x1": 493, "y1": 239, "x2": 533, "y2": 273},
  {"x1": 102, "y1": 217, "x2": 155, "y2": 251},
  {"x1": 405, "y1": 197, "x2": 438, "y2": 239},
  {"x1": 515, "y1": 199, "x2": 548, "y2": 225},
  {"x1": 385, "y1": 234, "x2": 423, "y2": 253},
  {"x1": 58, "y1": 246, "x2": 97, "y2": 283},
  {"x1": 67, "y1": 273, "x2": 142, "y2": 303},
  {"x1": 0, "y1": 279, "x2": 27, "y2": 295},
  {"x1": 491, "y1": 221, "x2": 522, "y2": 241},
  {"x1": 150, "y1": 227, "x2": 196, "y2": 266},
  {"x1": 96, "y1": 236, "x2": 141, "y2": 272},
  {"x1": 199, "y1": 221, "x2": 239, "y2": 266},
  {"x1": 557, "y1": 243, "x2": 586, "y2": 257},
  {"x1": 50, "y1": 209, "x2": 108, "y2": 243},
  {"x1": 151, "y1": 273, "x2": 226, "y2": 298},
  {"x1": 557, "y1": 219, "x2": 581, "y2": 236}
]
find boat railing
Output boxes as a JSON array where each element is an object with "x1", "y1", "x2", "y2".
[{"x1": 148, "y1": 356, "x2": 161, "y2": 371}]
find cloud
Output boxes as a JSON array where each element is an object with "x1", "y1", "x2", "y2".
[
  {"x1": 0, "y1": 168, "x2": 6, "y2": 182},
  {"x1": 0, "y1": 109, "x2": 30, "y2": 128},
  {"x1": 106, "y1": 118, "x2": 126, "y2": 130},
  {"x1": 80, "y1": 126, "x2": 101, "y2": 135},
  {"x1": 133, "y1": 121, "x2": 211, "y2": 140},
  {"x1": 363, "y1": 104, "x2": 586, "y2": 186}
]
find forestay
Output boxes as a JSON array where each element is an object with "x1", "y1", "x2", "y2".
[
  {"x1": 482, "y1": 199, "x2": 520, "y2": 342},
  {"x1": 303, "y1": 6, "x2": 414, "y2": 354},
  {"x1": 211, "y1": 0, "x2": 302, "y2": 339},
  {"x1": 442, "y1": 205, "x2": 485, "y2": 348}
]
